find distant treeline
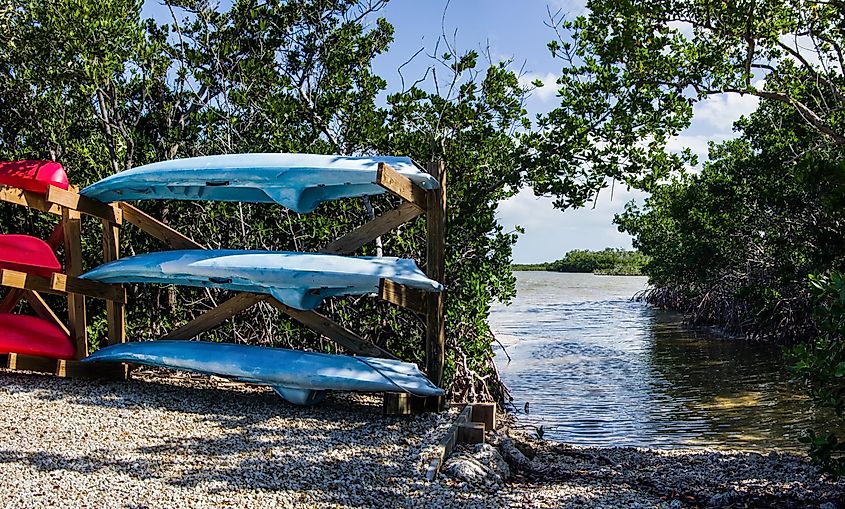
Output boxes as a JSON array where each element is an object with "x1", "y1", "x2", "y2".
[{"x1": 512, "y1": 248, "x2": 647, "y2": 275}]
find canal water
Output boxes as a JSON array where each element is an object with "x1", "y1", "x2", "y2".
[{"x1": 491, "y1": 271, "x2": 829, "y2": 451}]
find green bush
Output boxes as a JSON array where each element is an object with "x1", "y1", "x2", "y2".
[{"x1": 790, "y1": 272, "x2": 845, "y2": 476}]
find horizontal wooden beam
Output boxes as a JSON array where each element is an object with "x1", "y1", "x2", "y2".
[
  {"x1": 377, "y1": 163, "x2": 428, "y2": 212},
  {"x1": 322, "y1": 202, "x2": 423, "y2": 255},
  {"x1": 45, "y1": 185, "x2": 122, "y2": 224},
  {"x1": 161, "y1": 293, "x2": 265, "y2": 340},
  {"x1": 0, "y1": 353, "x2": 128, "y2": 380},
  {"x1": 0, "y1": 185, "x2": 63, "y2": 216},
  {"x1": 0, "y1": 269, "x2": 126, "y2": 304},
  {"x1": 120, "y1": 202, "x2": 206, "y2": 250},
  {"x1": 266, "y1": 297, "x2": 397, "y2": 359},
  {"x1": 379, "y1": 279, "x2": 427, "y2": 314}
]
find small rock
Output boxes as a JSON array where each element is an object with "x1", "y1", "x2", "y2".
[
  {"x1": 668, "y1": 500, "x2": 683, "y2": 509},
  {"x1": 443, "y1": 455, "x2": 501, "y2": 484},
  {"x1": 473, "y1": 443, "x2": 510, "y2": 481},
  {"x1": 708, "y1": 490, "x2": 735, "y2": 508},
  {"x1": 820, "y1": 503, "x2": 837, "y2": 509},
  {"x1": 500, "y1": 436, "x2": 533, "y2": 473}
]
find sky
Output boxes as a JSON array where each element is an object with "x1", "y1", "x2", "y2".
[{"x1": 142, "y1": 0, "x2": 761, "y2": 263}]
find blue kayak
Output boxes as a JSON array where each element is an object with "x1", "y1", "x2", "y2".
[
  {"x1": 83, "y1": 340, "x2": 444, "y2": 405},
  {"x1": 80, "y1": 250, "x2": 442, "y2": 310},
  {"x1": 80, "y1": 153, "x2": 438, "y2": 213}
]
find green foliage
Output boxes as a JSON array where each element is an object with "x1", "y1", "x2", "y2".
[
  {"x1": 512, "y1": 248, "x2": 647, "y2": 275},
  {"x1": 547, "y1": 248, "x2": 646, "y2": 275},
  {"x1": 616, "y1": 93, "x2": 845, "y2": 340},
  {"x1": 526, "y1": 0, "x2": 845, "y2": 208},
  {"x1": 0, "y1": 0, "x2": 529, "y2": 401},
  {"x1": 790, "y1": 272, "x2": 845, "y2": 476}
]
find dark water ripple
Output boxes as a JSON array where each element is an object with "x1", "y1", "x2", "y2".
[{"x1": 491, "y1": 272, "x2": 832, "y2": 451}]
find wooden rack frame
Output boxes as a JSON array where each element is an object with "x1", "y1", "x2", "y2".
[
  {"x1": 127, "y1": 161, "x2": 448, "y2": 394},
  {"x1": 0, "y1": 183, "x2": 127, "y2": 378},
  {"x1": 0, "y1": 160, "x2": 448, "y2": 409}
]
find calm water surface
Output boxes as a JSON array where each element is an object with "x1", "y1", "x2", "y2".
[{"x1": 491, "y1": 271, "x2": 830, "y2": 451}]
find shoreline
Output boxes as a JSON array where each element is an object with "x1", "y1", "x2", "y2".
[{"x1": 1, "y1": 370, "x2": 843, "y2": 508}]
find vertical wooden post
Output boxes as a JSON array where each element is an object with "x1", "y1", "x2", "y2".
[
  {"x1": 102, "y1": 219, "x2": 125, "y2": 347},
  {"x1": 62, "y1": 208, "x2": 87, "y2": 359},
  {"x1": 425, "y1": 160, "x2": 446, "y2": 387}
]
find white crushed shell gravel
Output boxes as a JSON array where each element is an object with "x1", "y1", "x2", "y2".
[{"x1": 2, "y1": 370, "x2": 844, "y2": 508}]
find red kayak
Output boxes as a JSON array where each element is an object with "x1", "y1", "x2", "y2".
[
  {"x1": 0, "y1": 313, "x2": 75, "y2": 359},
  {"x1": 0, "y1": 235, "x2": 62, "y2": 278},
  {"x1": 0, "y1": 160, "x2": 69, "y2": 194}
]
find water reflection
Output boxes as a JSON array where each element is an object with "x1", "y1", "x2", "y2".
[{"x1": 491, "y1": 271, "x2": 832, "y2": 451}]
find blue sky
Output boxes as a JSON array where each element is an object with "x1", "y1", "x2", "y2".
[{"x1": 142, "y1": 0, "x2": 759, "y2": 263}]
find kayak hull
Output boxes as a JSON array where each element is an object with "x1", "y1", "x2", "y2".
[
  {"x1": 82, "y1": 340, "x2": 444, "y2": 405},
  {"x1": 0, "y1": 160, "x2": 69, "y2": 194},
  {"x1": 0, "y1": 314, "x2": 75, "y2": 360},
  {"x1": 80, "y1": 153, "x2": 438, "y2": 212},
  {"x1": 0, "y1": 234, "x2": 62, "y2": 278},
  {"x1": 80, "y1": 250, "x2": 443, "y2": 310}
]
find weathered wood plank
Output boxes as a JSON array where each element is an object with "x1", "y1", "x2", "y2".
[
  {"x1": 0, "y1": 353, "x2": 127, "y2": 379},
  {"x1": 470, "y1": 402, "x2": 497, "y2": 431},
  {"x1": 56, "y1": 359, "x2": 128, "y2": 379},
  {"x1": 23, "y1": 290, "x2": 70, "y2": 336},
  {"x1": 101, "y1": 219, "x2": 126, "y2": 346},
  {"x1": 4, "y1": 352, "x2": 58, "y2": 373},
  {"x1": 120, "y1": 202, "x2": 205, "y2": 250},
  {"x1": 425, "y1": 405, "x2": 473, "y2": 481},
  {"x1": 376, "y1": 163, "x2": 428, "y2": 211},
  {"x1": 322, "y1": 202, "x2": 422, "y2": 255},
  {"x1": 379, "y1": 279, "x2": 427, "y2": 314},
  {"x1": 0, "y1": 185, "x2": 63, "y2": 215},
  {"x1": 266, "y1": 297, "x2": 397, "y2": 359},
  {"x1": 161, "y1": 293, "x2": 265, "y2": 340},
  {"x1": 457, "y1": 422, "x2": 486, "y2": 444},
  {"x1": 46, "y1": 185, "x2": 122, "y2": 224},
  {"x1": 0, "y1": 269, "x2": 126, "y2": 304},
  {"x1": 425, "y1": 160, "x2": 447, "y2": 386},
  {"x1": 63, "y1": 208, "x2": 87, "y2": 359}
]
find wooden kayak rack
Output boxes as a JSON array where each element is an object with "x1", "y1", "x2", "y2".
[{"x1": 0, "y1": 160, "x2": 448, "y2": 412}]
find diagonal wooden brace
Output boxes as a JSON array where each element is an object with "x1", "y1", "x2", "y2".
[
  {"x1": 160, "y1": 293, "x2": 265, "y2": 340},
  {"x1": 266, "y1": 297, "x2": 397, "y2": 359},
  {"x1": 322, "y1": 202, "x2": 422, "y2": 255},
  {"x1": 119, "y1": 202, "x2": 205, "y2": 250},
  {"x1": 22, "y1": 290, "x2": 71, "y2": 337}
]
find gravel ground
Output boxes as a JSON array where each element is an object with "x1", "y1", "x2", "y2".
[{"x1": 2, "y1": 370, "x2": 844, "y2": 508}]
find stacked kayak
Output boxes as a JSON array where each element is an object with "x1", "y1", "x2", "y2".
[
  {"x1": 84, "y1": 340, "x2": 444, "y2": 405},
  {"x1": 76, "y1": 153, "x2": 444, "y2": 405},
  {"x1": 0, "y1": 314, "x2": 74, "y2": 360},
  {"x1": 0, "y1": 234, "x2": 62, "y2": 278},
  {"x1": 81, "y1": 250, "x2": 442, "y2": 310},
  {"x1": 0, "y1": 160, "x2": 69, "y2": 193},
  {"x1": 0, "y1": 162, "x2": 74, "y2": 360},
  {"x1": 80, "y1": 153, "x2": 438, "y2": 213}
]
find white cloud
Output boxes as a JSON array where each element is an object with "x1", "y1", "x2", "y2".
[
  {"x1": 665, "y1": 133, "x2": 731, "y2": 161},
  {"x1": 497, "y1": 184, "x2": 647, "y2": 263},
  {"x1": 692, "y1": 82, "x2": 763, "y2": 131},
  {"x1": 519, "y1": 72, "x2": 560, "y2": 102}
]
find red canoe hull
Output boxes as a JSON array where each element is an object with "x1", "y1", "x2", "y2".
[
  {"x1": 0, "y1": 235, "x2": 62, "y2": 278},
  {"x1": 0, "y1": 314, "x2": 75, "y2": 360},
  {"x1": 0, "y1": 160, "x2": 69, "y2": 194}
]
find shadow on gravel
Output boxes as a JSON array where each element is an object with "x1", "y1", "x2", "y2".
[{"x1": 0, "y1": 371, "x2": 460, "y2": 508}]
